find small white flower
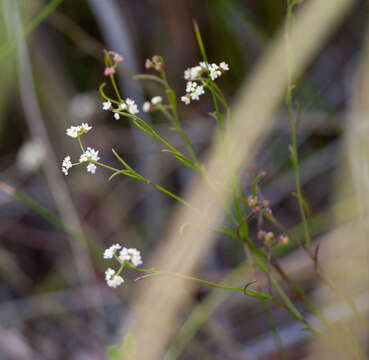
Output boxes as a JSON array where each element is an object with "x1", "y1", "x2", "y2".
[
  {"x1": 87, "y1": 147, "x2": 99, "y2": 161},
  {"x1": 107, "y1": 275, "x2": 124, "y2": 288},
  {"x1": 208, "y1": 63, "x2": 221, "y2": 80},
  {"x1": 126, "y1": 98, "x2": 139, "y2": 115},
  {"x1": 114, "y1": 113, "x2": 120, "y2": 120},
  {"x1": 61, "y1": 155, "x2": 72, "y2": 176},
  {"x1": 186, "y1": 81, "x2": 196, "y2": 93},
  {"x1": 118, "y1": 247, "x2": 142, "y2": 267},
  {"x1": 142, "y1": 102, "x2": 151, "y2": 112},
  {"x1": 219, "y1": 61, "x2": 229, "y2": 71},
  {"x1": 104, "y1": 244, "x2": 122, "y2": 259},
  {"x1": 105, "y1": 268, "x2": 124, "y2": 288},
  {"x1": 184, "y1": 65, "x2": 202, "y2": 80},
  {"x1": 86, "y1": 162, "x2": 97, "y2": 174},
  {"x1": 80, "y1": 123, "x2": 92, "y2": 132},
  {"x1": 80, "y1": 147, "x2": 100, "y2": 163},
  {"x1": 66, "y1": 125, "x2": 80, "y2": 138},
  {"x1": 151, "y1": 96, "x2": 162, "y2": 105},
  {"x1": 118, "y1": 247, "x2": 130, "y2": 263},
  {"x1": 62, "y1": 156, "x2": 72, "y2": 169},
  {"x1": 119, "y1": 102, "x2": 127, "y2": 111},
  {"x1": 128, "y1": 248, "x2": 143, "y2": 266},
  {"x1": 105, "y1": 268, "x2": 115, "y2": 280},
  {"x1": 191, "y1": 85, "x2": 204, "y2": 101},
  {"x1": 102, "y1": 100, "x2": 112, "y2": 111},
  {"x1": 181, "y1": 95, "x2": 191, "y2": 105}
]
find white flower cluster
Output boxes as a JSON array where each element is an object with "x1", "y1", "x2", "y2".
[
  {"x1": 105, "y1": 268, "x2": 124, "y2": 288},
  {"x1": 184, "y1": 61, "x2": 229, "y2": 81},
  {"x1": 62, "y1": 122, "x2": 101, "y2": 176},
  {"x1": 142, "y1": 96, "x2": 162, "y2": 112},
  {"x1": 181, "y1": 82, "x2": 205, "y2": 105},
  {"x1": 79, "y1": 147, "x2": 100, "y2": 174},
  {"x1": 66, "y1": 123, "x2": 92, "y2": 138},
  {"x1": 181, "y1": 61, "x2": 229, "y2": 105},
  {"x1": 103, "y1": 243, "x2": 121, "y2": 259},
  {"x1": 62, "y1": 155, "x2": 72, "y2": 176},
  {"x1": 102, "y1": 98, "x2": 139, "y2": 121},
  {"x1": 103, "y1": 244, "x2": 143, "y2": 288},
  {"x1": 119, "y1": 247, "x2": 142, "y2": 266}
]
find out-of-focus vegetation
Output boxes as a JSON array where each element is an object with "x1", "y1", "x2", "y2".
[{"x1": 0, "y1": 0, "x2": 368, "y2": 359}]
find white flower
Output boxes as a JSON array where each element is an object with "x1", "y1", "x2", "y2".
[
  {"x1": 126, "y1": 98, "x2": 139, "y2": 115},
  {"x1": 108, "y1": 275, "x2": 124, "y2": 288},
  {"x1": 184, "y1": 65, "x2": 202, "y2": 80},
  {"x1": 186, "y1": 81, "x2": 196, "y2": 93},
  {"x1": 219, "y1": 61, "x2": 229, "y2": 71},
  {"x1": 208, "y1": 63, "x2": 221, "y2": 80},
  {"x1": 62, "y1": 156, "x2": 72, "y2": 169},
  {"x1": 119, "y1": 102, "x2": 127, "y2": 111},
  {"x1": 66, "y1": 125, "x2": 80, "y2": 138},
  {"x1": 142, "y1": 102, "x2": 151, "y2": 112},
  {"x1": 119, "y1": 247, "x2": 142, "y2": 267},
  {"x1": 183, "y1": 82, "x2": 204, "y2": 104},
  {"x1": 105, "y1": 268, "x2": 124, "y2": 288},
  {"x1": 80, "y1": 123, "x2": 92, "y2": 132},
  {"x1": 104, "y1": 244, "x2": 122, "y2": 259},
  {"x1": 105, "y1": 268, "x2": 115, "y2": 280},
  {"x1": 102, "y1": 100, "x2": 112, "y2": 111},
  {"x1": 61, "y1": 155, "x2": 72, "y2": 176},
  {"x1": 191, "y1": 85, "x2": 204, "y2": 100},
  {"x1": 86, "y1": 162, "x2": 97, "y2": 174},
  {"x1": 80, "y1": 147, "x2": 100, "y2": 162},
  {"x1": 181, "y1": 95, "x2": 191, "y2": 105},
  {"x1": 114, "y1": 113, "x2": 120, "y2": 120},
  {"x1": 151, "y1": 96, "x2": 162, "y2": 105}
]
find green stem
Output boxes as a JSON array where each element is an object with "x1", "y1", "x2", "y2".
[{"x1": 77, "y1": 135, "x2": 85, "y2": 153}]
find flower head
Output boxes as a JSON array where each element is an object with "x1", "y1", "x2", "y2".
[
  {"x1": 114, "y1": 113, "x2": 120, "y2": 120},
  {"x1": 126, "y1": 98, "x2": 139, "y2": 115},
  {"x1": 80, "y1": 123, "x2": 92, "y2": 133},
  {"x1": 104, "y1": 244, "x2": 122, "y2": 259},
  {"x1": 61, "y1": 155, "x2": 72, "y2": 176},
  {"x1": 87, "y1": 162, "x2": 97, "y2": 174},
  {"x1": 66, "y1": 126, "x2": 80, "y2": 138},
  {"x1": 102, "y1": 101, "x2": 112, "y2": 111},
  {"x1": 112, "y1": 52, "x2": 124, "y2": 63},
  {"x1": 66, "y1": 123, "x2": 92, "y2": 138},
  {"x1": 151, "y1": 96, "x2": 162, "y2": 105},
  {"x1": 182, "y1": 82, "x2": 204, "y2": 105},
  {"x1": 142, "y1": 101, "x2": 151, "y2": 112},
  {"x1": 80, "y1": 147, "x2": 100, "y2": 163},
  {"x1": 105, "y1": 268, "x2": 124, "y2": 288},
  {"x1": 247, "y1": 195, "x2": 258, "y2": 207},
  {"x1": 104, "y1": 67, "x2": 116, "y2": 76},
  {"x1": 119, "y1": 247, "x2": 142, "y2": 267},
  {"x1": 219, "y1": 61, "x2": 229, "y2": 71}
]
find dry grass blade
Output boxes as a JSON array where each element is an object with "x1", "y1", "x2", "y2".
[
  {"x1": 119, "y1": 1, "x2": 359, "y2": 359},
  {"x1": 307, "y1": 21, "x2": 369, "y2": 360}
]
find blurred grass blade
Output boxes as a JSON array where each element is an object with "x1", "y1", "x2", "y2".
[{"x1": 0, "y1": 0, "x2": 64, "y2": 62}]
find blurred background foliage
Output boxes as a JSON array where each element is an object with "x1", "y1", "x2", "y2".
[{"x1": 0, "y1": 0, "x2": 367, "y2": 359}]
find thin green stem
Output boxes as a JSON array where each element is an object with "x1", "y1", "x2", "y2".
[{"x1": 77, "y1": 135, "x2": 85, "y2": 153}]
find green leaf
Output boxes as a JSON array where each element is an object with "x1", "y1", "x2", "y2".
[
  {"x1": 133, "y1": 118, "x2": 155, "y2": 136},
  {"x1": 243, "y1": 280, "x2": 271, "y2": 299},
  {"x1": 108, "y1": 170, "x2": 134, "y2": 181},
  {"x1": 244, "y1": 289, "x2": 271, "y2": 300}
]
